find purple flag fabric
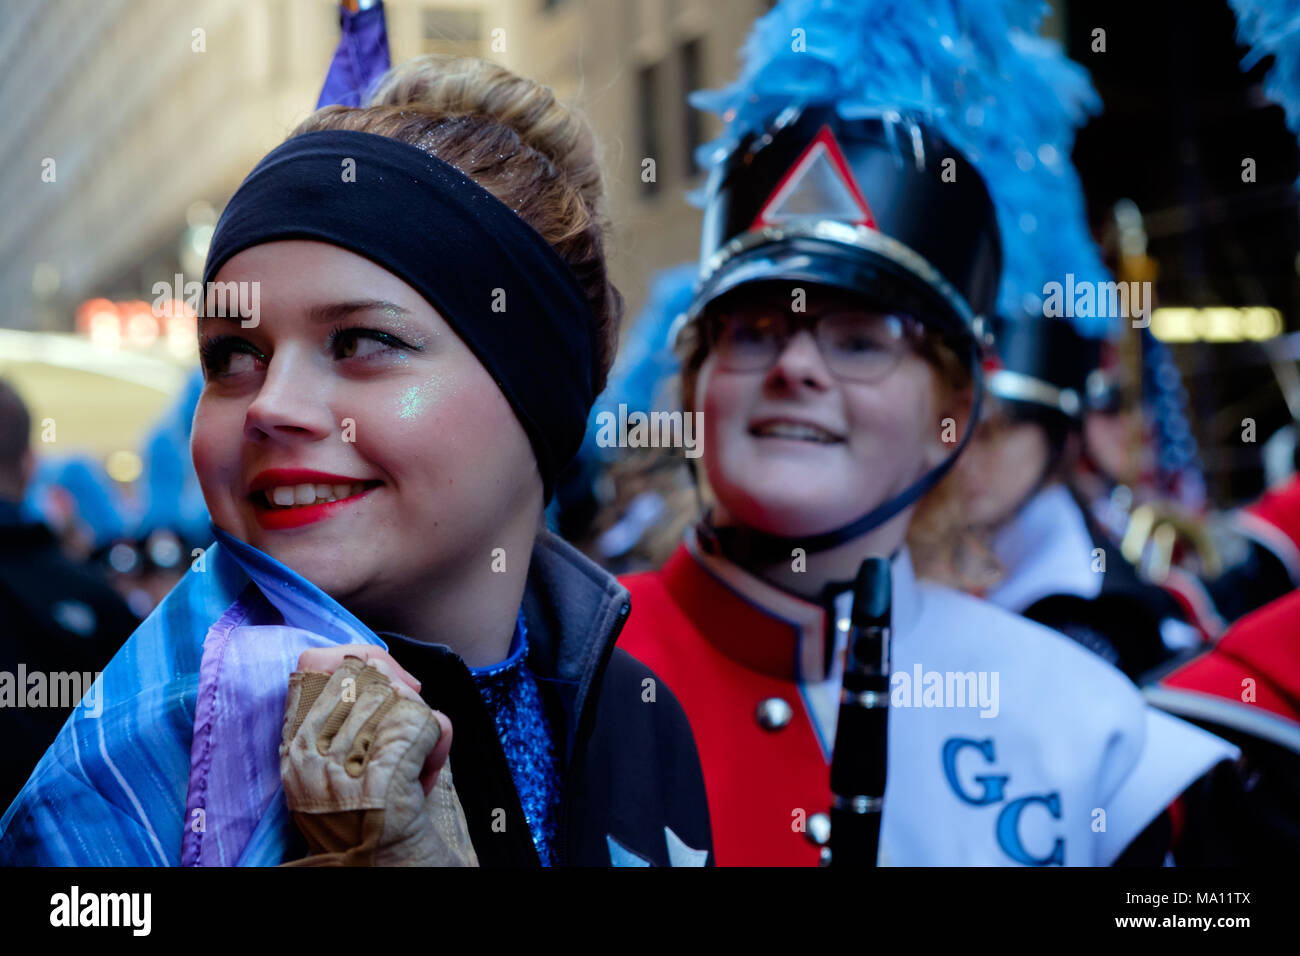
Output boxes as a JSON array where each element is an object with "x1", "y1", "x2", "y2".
[
  {"x1": 180, "y1": 591, "x2": 351, "y2": 866},
  {"x1": 316, "y1": 1, "x2": 392, "y2": 109},
  {"x1": 178, "y1": 530, "x2": 386, "y2": 867}
]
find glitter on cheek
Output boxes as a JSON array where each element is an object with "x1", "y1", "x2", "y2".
[{"x1": 397, "y1": 377, "x2": 442, "y2": 420}]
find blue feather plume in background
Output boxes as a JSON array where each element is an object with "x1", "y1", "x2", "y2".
[{"x1": 689, "y1": 0, "x2": 1114, "y2": 337}]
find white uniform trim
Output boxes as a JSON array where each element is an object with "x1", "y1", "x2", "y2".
[
  {"x1": 1232, "y1": 509, "x2": 1300, "y2": 587},
  {"x1": 1161, "y1": 566, "x2": 1227, "y2": 640},
  {"x1": 1095, "y1": 708, "x2": 1243, "y2": 861},
  {"x1": 1145, "y1": 685, "x2": 1300, "y2": 756},
  {"x1": 886, "y1": 584, "x2": 1238, "y2": 864},
  {"x1": 987, "y1": 484, "x2": 1102, "y2": 614}
]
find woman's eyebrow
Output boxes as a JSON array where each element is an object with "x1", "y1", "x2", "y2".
[
  {"x1": 305, "y1": 300, "x2": 412, "y2": 324},
  {"x1": 196, "y1": 300, "x2": 416, "y2": 334}
]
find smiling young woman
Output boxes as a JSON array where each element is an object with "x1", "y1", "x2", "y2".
[
  {"x1": 675, "y1": 279, "x2": 990, "y2": 590},
  {"x1": 615, "y1": 100, "x2": 1236, "y2": 867},
  {"x1": 0, "y1": 55, "x2": 712, "y2": 869}
]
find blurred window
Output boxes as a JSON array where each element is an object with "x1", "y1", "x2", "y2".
[
  {"x1": 680, "y1": 37, "x2": 703, "y2": 177},
  {"x1": 638, "y1": 62, "x2": 661, "y2": 198}
]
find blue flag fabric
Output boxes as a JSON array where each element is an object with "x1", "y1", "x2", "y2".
[
  {"x1": 0, "y1": 527, "x2": 386, "y2": 866},
  {"x1": 316, "y1": 1, "x2": 391, "y2": 109}
]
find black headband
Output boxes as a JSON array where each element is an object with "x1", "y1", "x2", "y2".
[{"x1": 203, "y1": 129, "x2": 598, "y2": 500}]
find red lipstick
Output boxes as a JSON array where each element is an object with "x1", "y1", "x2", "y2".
[{"x1": 248, "y1": 468, "x2": 381, "y2": 530}]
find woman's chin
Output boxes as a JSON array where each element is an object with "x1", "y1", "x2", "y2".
[
  {"x1": 721, "y1": 489, "x2": 868, "y2": 540},
  {"x1": 250, "y1": 541, "x2": 360, "y2": 594}
]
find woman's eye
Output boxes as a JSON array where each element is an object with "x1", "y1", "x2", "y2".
[
  {"x1": 330, "y1": 327, "x2": 409, "y2": 360},
  {"x1": 823, "y1": 315, "x2": 902, "y2": 354},
  {"x1": 726, "y1": 317, "x2": 777, "y2": 345},
  {"x1": 836, "y1": 334, "x2": 885, "y2": 353},
  {"x1": 199, "y1": 337, "x2": 265, "y2": 378}
]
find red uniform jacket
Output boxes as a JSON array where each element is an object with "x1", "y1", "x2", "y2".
[
  {"x1": 619, "y1": 537, "x2": 844, "y2": 866},
  {"x1": 1144, "y1": 588, "x2": 1300, "y2": 862},
  {"x1": 1149, "y1": 589, "x2": 1300, "y2": 750}
]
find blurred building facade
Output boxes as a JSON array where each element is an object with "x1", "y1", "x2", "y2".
[
  {"x1": 6, "y1": 0, "x2": 1289, "y2": 506},
  {"x1": 0, "y1": 0, "x2": 770, "y2": 336}
]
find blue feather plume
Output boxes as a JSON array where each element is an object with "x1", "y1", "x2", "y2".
[
  {"x1": 690, "y1": 0, "x2": 1114, "y2": 337},
  {"x1": 24, "y1": 455, "x2": 128, "y2": 547},
  {"x1": 135, "y1": 368, "x2": 210, "y2": 544},
  {"x1": 1227, "y1": 0, "x2": 1300, "y2": 141}
]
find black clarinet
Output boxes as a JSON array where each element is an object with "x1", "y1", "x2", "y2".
[{"x1": 826, "y1": 557, "x2": 891, "y2": 867}]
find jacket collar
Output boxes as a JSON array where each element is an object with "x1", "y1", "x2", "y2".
[
  {"x1": 661, "y1": 526, "x2": 921, "y2": 683},
  {"x1": 985, "y1": 483, "x2": 1101, "y2": 613},
  {"x1": 520, "y1": 529, "x2": 632, "y2": 758}
]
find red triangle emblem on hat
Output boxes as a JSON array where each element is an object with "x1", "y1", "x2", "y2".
[{"x1": 752, "y1": 125, "x2": 877, "y2": 230}]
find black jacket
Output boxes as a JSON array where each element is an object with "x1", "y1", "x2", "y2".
[
  {"x1": 289, "y1": 530, "x2": 714, "y2": 867},
  {"x1": 0, "y1": 502, "x2": 138, "y2": 810}
]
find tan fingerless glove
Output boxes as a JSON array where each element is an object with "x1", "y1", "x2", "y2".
[{"x1": 278, "y1": 656, "x2": 478, "y2": 866}]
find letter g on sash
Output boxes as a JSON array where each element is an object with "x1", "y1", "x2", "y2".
[
  {"x1": 996, "y1": 793, "x2": 1065, "y2": 866},
  {"x1": 942, "y1": 738, "x2": 1008, "y2": 806}
]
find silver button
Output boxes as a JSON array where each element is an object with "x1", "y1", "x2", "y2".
[
  {"x1": 806, "y1": 812, "x2": 831, "y2": 847},
  {"x1": 755, "y1": 697, "x2": 793, "y2": 731}
]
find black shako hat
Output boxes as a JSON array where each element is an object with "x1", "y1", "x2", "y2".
[
  {"x1": 688, "y1": 104, "x2": 1002, "y2": 347},
  {"x1": 988, "y1": 313, "x2": 1107, "y2": 423}
]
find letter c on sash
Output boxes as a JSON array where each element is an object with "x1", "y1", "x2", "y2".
[
  {"x1": 941, "y1": 737, "x2": 1008, "y2": 806},
  {"x1": 996, "y1": 792, "x2": 1065, "y2": 866}
]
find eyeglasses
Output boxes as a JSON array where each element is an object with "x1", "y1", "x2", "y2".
[{"x1": 703, "y1": 307, "x2": 922, "y2": 384}]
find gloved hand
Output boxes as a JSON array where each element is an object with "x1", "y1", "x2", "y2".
[{"x1": 278, "y1": 653, "x2": 478, "y2": 866}]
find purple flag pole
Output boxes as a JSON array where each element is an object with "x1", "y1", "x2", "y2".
[{"x1": 316, "y1": 0, "x2": 391, "y2": 109}]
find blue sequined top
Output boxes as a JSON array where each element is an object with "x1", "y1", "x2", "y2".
[{"x1": 466, "y1": 611, "x2": 562, "y2": 866}]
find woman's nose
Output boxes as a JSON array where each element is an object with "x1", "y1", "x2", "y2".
[
  {"x1": 764, "y1": 327, "x2": 834, "y2": 391},
  {"x1": 243, "y1": 350, "x2": 336, "y2": 443}
]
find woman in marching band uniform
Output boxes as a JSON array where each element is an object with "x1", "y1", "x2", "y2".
[
  {"x1": 616, "y1": 0, "x2": 1236, "y2": 866},
  {"x1": 958, "y1": 315, "x2": 1199, "y2": 683}
]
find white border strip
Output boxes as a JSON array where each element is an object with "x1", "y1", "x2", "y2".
[
  {"x1": 1144, "y1": 684, "x2": 1300, "y2": 756},
  {"x1": 1233, "y1": 510, "x2": 1300, "y2": 586}
]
